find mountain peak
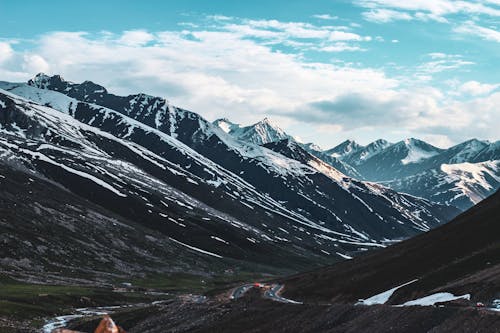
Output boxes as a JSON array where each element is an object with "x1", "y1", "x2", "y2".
[
  {"x1": 302, "y1": 142, "x2": 323, "y2": 152},
  {"x1": 399, "y1": 138, "x2": 441, "y2": 165},
  {"x1": 27, "y1": 73, "x2": 109, "y2": 96},
  {"x1": 325, "y1": 139, "x2": 363, "y2": 158},
  {"x1": 371, "y1": 139, "x2": 389, "y2": 146},
  {"x1": 28, "y1": 73, "x2": 66, "y2": 89},
  {"x1": 223, "y1": 117, "x2": 289, "y2": 145},
  {"x1": 403, "y1": 137, "x2": 419, "y2": 145},
  {"x1": 213, "y1": 118, "x2": 240, "y2": 133},
  {"x1": 256, "y1": 117, "x2": 278, "y2": 128}
]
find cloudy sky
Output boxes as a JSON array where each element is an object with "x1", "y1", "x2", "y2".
[{"x1": 1, "y1": 0, "x2": 499, "y2": 148}]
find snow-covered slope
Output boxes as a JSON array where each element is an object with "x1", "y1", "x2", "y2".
[
  {"x1": 341, "y1": 138, "x2": 500, "y2": 209},
  {"x1": 383, "y1": 160, "x2": 500, "y2": 210},
  {"x1": 0, "y1": 75, "x2": 459, "y2": 267},
  {"x1": 441, "y1": 161, "x2": 500, "y2": 204},
  {"x1": 353, "y1": 138, "x2": 444, "y2": 181},
  {"x1": 346, "y1": 139, "x2": 393, "y2": 166},
  {"x1": 300, "y1": 142, "x2": 363, "y2": 178},
  {"x1": 400, "y1": 138, "x2": 441, "y2": 165},
  {"x1": 213, "y1": 118, "x2": 240, "y2": 134}
]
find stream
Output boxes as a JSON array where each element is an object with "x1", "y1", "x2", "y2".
[{"x1": 42, "y1": 300, "x2": 170, "y2": 333}]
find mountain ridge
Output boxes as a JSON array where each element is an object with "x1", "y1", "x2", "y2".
[{"x1": 0, "y1": 75, "x2": 459, "y2": 282}]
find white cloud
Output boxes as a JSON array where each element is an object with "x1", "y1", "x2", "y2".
[
  {"x1": 459, "y1": 80, "x2": 499, "y2": 95},
  {"x1": 316, "y1": 43, "x2": 365, "y2": 52},
  {"x1": 243, "y1": 19, "x2": 332, "y2": 39},
  {"x1": 356, "y1": 0, "x2": 500, "y2": 22},
  {"x1": 454, "y1": 21, "x2": 500, "y2": 42},
  {"x1": 118, "y1": 30, "x2": 155, "y2": 46},
  {"x1": 0, "y1": 42, "x2": 14, "y2": 63},
  {"x1": 421, "y1": 134, "x2": 454, "y2": 148},
  {"x1": 329, "y1": 31, "x2": 371, "y2": 41},
  {"x1": 428, "y1": 52, "x2": 448, "y2": 59},
  {"x1": 312, "y1": 14, "x2": 339, "y2": 20},
  {"x1": 0, "y1": 23, "x2": 497, "y2": 146},
  {"x1": 22, "y1": 54, "x2": 50, "y2": 74},
  {"x1": 363, "y1": 9, "x2": 413, "y2": 22},
  {"x1": 416, "y1": 54, "x2": 474, "y2": 77}
]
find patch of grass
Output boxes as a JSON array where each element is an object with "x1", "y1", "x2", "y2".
[
  {"x1": 0, "y1": 274, "x2": 168, "y2": 321},
  {"x1": 0, "y1": 270, "x2": 275, "y2": 331},
  {"x1": 126, "y1": 271, "x2": 274, "y2": 294}
]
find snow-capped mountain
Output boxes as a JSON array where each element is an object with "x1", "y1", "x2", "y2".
[
  {"x1": 213, "y1": 118, "x2": 240, "y2": 134},
  {"x1": 353, "y1": 138, "x2": 444, "y2": 181},
  {"x1": 444, "y1": 139, "x2": 491, "y2": 164},
  {"x1": 343, "y1": 139, "x2": 393, "y2": 166},
  {"x1": 324, "y1": 139, "x2": 363, "y2": 160},
  {"x1": 0, "y1": 74, "x2": 459, "y2": 279},
  {"x1": 383, "y1": 160, "x2": 500, "y2": 210},
  {"x1": 308, "y1": 137, "x2": 500, "y2": 210},
  {"x1": 213, "y1": 120, "x2": 362, "y2": 179},
  {"x1": 213, "y1": 117, "x2": 291, "y2": 145}
]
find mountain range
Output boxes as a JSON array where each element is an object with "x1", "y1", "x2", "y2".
[
  {"x1": 213, "y1": 118, "x2": 499, "y2": 210},
  {"x1": 0, "y1": 74, "x2": 459, "y2": 282}
]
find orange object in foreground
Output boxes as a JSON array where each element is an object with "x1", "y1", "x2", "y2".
[{"x1": 94, "y1": 315, "x2": 127, "y2": 333}]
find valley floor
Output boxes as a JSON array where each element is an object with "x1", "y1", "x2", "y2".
[{"x1": 65, "y1": 288, "x2": 499, "y2": 333}]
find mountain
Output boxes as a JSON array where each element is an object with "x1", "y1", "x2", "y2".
[
  {"x1": 383, "y1": 160, "x2": 500, "y2": 210},
  {"x1": 342, "y1": 139, "x2": 392, "y2": 166},
  {"x1": 299, "y1": 142, "x2": 363, "y2": 178},
  {"x1": 214, "y1": 118, "x2": 361, "y2": 178},
  {"x1": 0, "y1": 75, "x2": 459, "y2": 280},
  {"x1": 21, "y1": 74, "x2": 495, "y2": 212},
  {"x1": 353, "y1": 138, "x2": 444, "y2": 181},
  {"x1": 75, "y1": 191, "x2": 500, "y2": 333},
  {"x1": 213, "y1": 117, "x2": 291, "y2": 145},
  {"x1": 281, "y1": 189, "x2": 500, "y2": 307},
  {"x1": 317, "y1": 137, "x2": 500, "y2": 210},
  {"x1": 324, "y1": 139, "x2": 363, "y2": 160},
  {"x1": 444, "y1": 139, "x2": 491, "y2": 164},
  {"x1": 0, "y1": 88, "x2": 320, "y2": 279},
  {"x1": 212, "y1": 118, "x2": 240, "y2": 134}
]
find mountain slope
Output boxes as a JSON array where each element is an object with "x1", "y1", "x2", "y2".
[
  {"x1": 2, "y1": 75, "x2": 459, "y2": 249},
  {"x1": 281, "y1": 190, "x2": 500, "y2": 306},
  {"x1": 0, "y1": 161, "x2": 230, "y2": 283},
  {"x1": 383, "y1": 160, "x2": 500, "y2": 210},
  {"x1": 0, "y1": 75, "x2": 463, "y2": 288},
  {"x1": 318, "y1": 137, "x2": 500, "y2": 209},
  {"x1": 0, "y1": 88, "x2": 341, "y2": 274},
  {"x1": 66, "y1": 191, "x2": 500, "y2": 333},
  {"x1": 299, "y1": 142, "x2": 363, "y2": 178},
  {"x1": 354, "y1": 138, "x2": 444, "y2": 181},
  {"x1": 342, "y1": 139, "x2": 392, "y2": 166}
]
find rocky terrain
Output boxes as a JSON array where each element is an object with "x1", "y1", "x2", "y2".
[{"x1": 63, "y1": 190, "x2": 500, "y2": 333}]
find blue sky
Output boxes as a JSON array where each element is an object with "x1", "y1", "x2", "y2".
[{"x1": 0, "y1": 0, "x2": 499, "y2": 148}]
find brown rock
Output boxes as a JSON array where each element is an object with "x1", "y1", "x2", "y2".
[{"x1": 94, "y1": 315, "x2": 127, "y2": 333}]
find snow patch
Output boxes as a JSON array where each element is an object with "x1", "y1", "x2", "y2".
[
  {"x1": 401, "y1": 144, "x2": 439, "y2": 165},
  {"x1": 169, "y1": 237, "x2": 222, "y2": 258},
  {"x1": 357, "y1": 279, "x2": 418, "y2": 305},
  {"x1": 400, "y1": 292, "x2": 470, "y2": 306}
]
